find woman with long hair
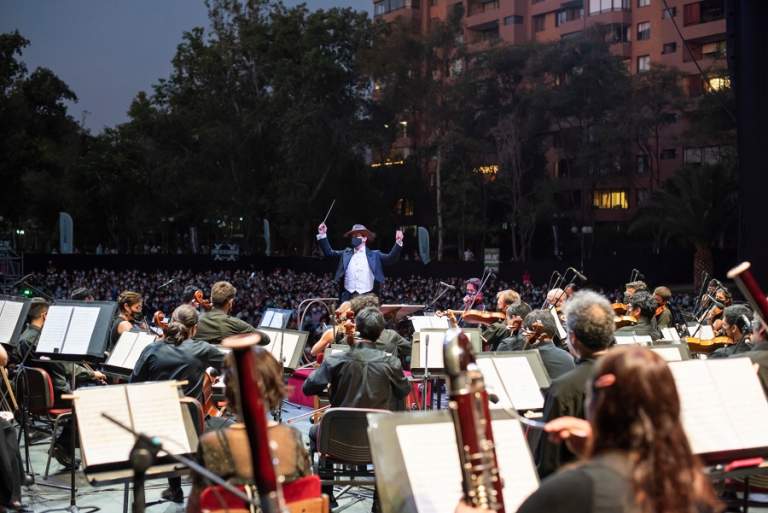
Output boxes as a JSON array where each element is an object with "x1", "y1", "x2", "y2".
[{"x1": 515, "y1": 345, "x2": 722, "y2": 513}]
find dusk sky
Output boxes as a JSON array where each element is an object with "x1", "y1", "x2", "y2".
[{"x1": 0, "y1": 1, "x2": 372, "y2": 132}]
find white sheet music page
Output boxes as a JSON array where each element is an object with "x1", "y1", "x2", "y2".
[
  {"x1": 477, "y1": 357, "x2": 544, "y2": 410},
  {"x1": 0, "y1": 300, "x2": 23, "y2": 344},
  {"x1": 669, "y1": 360, "x2": 742, "y2": 454},
  {"x1": 107, "y1": 332, "x2": 138, "y2": 368},
  {"x1": 651, "y1": 346, "x2": 684, "y2": 362},
  {"x1": 270, "y1": 312, "x2": 283, "y2": 328},
  {"x1": 271, "y1": 333, "x2": 299, "y2": 366},
  {"x1": 260, "y1": 310, "x2": 275, "y2": 328},
  {"x1": 549, "y1": 308, "x2": 567, "y2": 340},
  {"x1": 62, "y1": 306, "x2": 100, "y2": 355},
  {"x1": 74, "y1": 385, "x2": 135, "y2": 467},
  {"x1": 123, "y1": 333, "x2": 156, "y2": 370},
  {"x1": 419, "y1": 331, "x2": 446, "y2": 368},
  {"x1": 396, "y1": 419, "x2": 538, "y2": 513},
  {"x1": 707, "y1": 358, "x2": 768, "y2": 450},
  {"x1": 126, "y1": 382, "x2": 192, "y2": 454},
  {"x1": 661, "y1": 328, "x2": 681, "y2": 342},
  {"x1": 36, "y1": 306, "x2": 73, "y2": 353}
]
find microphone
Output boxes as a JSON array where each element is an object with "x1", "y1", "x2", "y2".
[
  {"x1": 158, "y1": 278, "x2": 175, "y2": 290},
  {"x1": 12, "y1": 274, "x2": 34, "y2": 288},
  {"x1": 567, "y1": 267, "x2": 588, "y2": 282},
  {"x1": 439, "y1": 281, "x2": 457, "y2": 290}
]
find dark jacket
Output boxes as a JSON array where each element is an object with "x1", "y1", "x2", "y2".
[
  {"x1": 376, "y1": 328, "x2": 411, "y2": 362},
  {"x1": 531, "y1": 340, "x2": 576, "y2": 381},
  {"x1": 534, "y1": 357, "x2": 596, "y2": 478},
  {"x1": 497, "y1": 331, "x2": 525, "y2": 352},
  {"x1": 615, "y1": 318, "x2": 661, "y2": 341},
  {"x1": 303, "y1": 340, "x2": 411, "y2": 411},
  {"x1": 711, "y1": 337, "x2": 753, "y2": 359},
  {"x1": 318, "y1": 237, "x2": 401, "y2": 285},
  {"x1": 482, "y1": 321, "x2": 510, "y2": 351},
  {"x1": 196, "y1": 308, "x2": 268, "y2": 345},
  {"x1": 130, "y1": 339, "x2": 226, "y2": 403}
]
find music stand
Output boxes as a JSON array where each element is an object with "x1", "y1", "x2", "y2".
[
  {"x1": 650, "y1": 343, "x2": 691, "y2": 362},
  {"x1": 258, "y1": 308, "x2": 293, "y2": 329},
  {"x1": 366, "y1": 409, "x2": 539, "y2": 513},
  {"x1": 0, "y1": 295, "x2": 30, "y2": 350},
  {"x1": 474, "y1": 352, "x2": 547, "y2": 412},
  {"x1": 257, "y1": 328, "x2": 308, "y2": 421},
  {"x1": 102, "y1": 332, "x2": 156, "y2": 376},
  {"x1": 381, "y1": 305, "x2": 426, "y2": 323}
]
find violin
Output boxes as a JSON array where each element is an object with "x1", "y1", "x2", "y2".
[
  {"x1": 202, "y1": 371, "x2": 223, "y2": 417},
  {"x1": 615, "y1": 315, "x2": 638, "y2": 330},
  {"x1": 685, "y1": 335, "x2": 735, "y2": 353},
  {"x1": 437, "y1": 309, "x2": 505, "y2": 325},
  {"x1": 612, "y1": 303, "x2": 629, "y2": 316},
  {"x1": 153, "y1": 310, "x2": 169, "y2": 331},
  {"x1": 523, "y1": 320, "x2": 545, "y2": 349},
  {"x1": 194, "y1": 290, "x2": 213, "y2": 311},
  {"x1": 344, "y1": 317, "x2": 356, "y2": 346},
  {"x1": 655, "y1": 305, "x2": 665, "y2": 318}
]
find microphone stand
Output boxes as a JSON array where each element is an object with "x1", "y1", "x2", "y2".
[
  {"x1": 423, "y1": 284, "x2": 453, "y2": 313},
  {"x1": 101, "y1": 414, "x2": 260, "y2": 513}
]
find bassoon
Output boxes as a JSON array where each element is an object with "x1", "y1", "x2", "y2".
[
  {"x1": 222, "y1": 334, "x2": 287, "y2": 513},
  {"x1": 727, "y1": 261, "x2": 768, "y2": 330},
  {"x1": 443, "y1": 323, "x2": 506, "y2": 512}
]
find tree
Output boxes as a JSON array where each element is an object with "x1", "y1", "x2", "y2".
[{"x1": 630, "y1": 162, "x2": 738, "y2": 286}]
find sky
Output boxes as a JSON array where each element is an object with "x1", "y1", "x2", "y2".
[{"x1": 0, "y1": 1, "x2": 372, "y2": 132}]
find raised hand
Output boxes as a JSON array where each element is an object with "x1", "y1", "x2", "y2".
[
  {"x1": 395, "y1": 229, "x2": 404, "y2": 244},
  {"x1": 318, "y1": 223, "x2": 328, "y2": 235}
]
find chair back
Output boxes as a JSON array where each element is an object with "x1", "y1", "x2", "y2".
[
  {"x1": 316, "y1": 407, "x2": 391, "y2": 464},
  {"x1": 16, "y1": 367, "x2": 55, "y2": 414},
  {"x1": 199, "y1": 475, "x2": 323, "y2": 513}
]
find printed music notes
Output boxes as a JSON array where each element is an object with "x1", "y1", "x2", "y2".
[
  {"x1": 63, "y1": 307, "x2": 100, "y2": 354},
  {"x1": 669, "y1": 358, "x2": 768, "y2": 458},
  {"x1": 0, "y1": 300, "x2": 24, "y2": 344},
  {"x1": 74, "y1": 381, "x2": 193, "y2": 469},
  {"x1": 36, "y1": 306, "x2": 74, "y2": 354},
  {"x1": 395, "y1": 418, "x2": 539, "y2": 513},
  {"x1": 107, "y1": 332, "x2": 156, "y2": 371},
  {"x1": 475, "y1": 356, "x2": 544, "y2": 411},
  {"x1": 410, "y1": 316, "x2": 449, "y2": 332}
]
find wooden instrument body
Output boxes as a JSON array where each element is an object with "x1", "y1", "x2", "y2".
[
  {"x1": 612, "y1": 303, "x2": 628, "y2": 316},
  {"x1": 438, "y1": 309, "x2": 505, "y2": 325},
  {"x1": 614, "y1": 315, "x2": 638, "y2": 330},
  {"x1": 685, "y1": 335, "x2": 735, "y2": 353}
]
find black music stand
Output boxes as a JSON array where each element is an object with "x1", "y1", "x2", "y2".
[{"x1": 257, "y1": 328, "x2": 309, "y2": 421}]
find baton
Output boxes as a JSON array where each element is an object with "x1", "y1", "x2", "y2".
[{"x1": 321, "y1": 199, "x2": 336, "y2": 225}]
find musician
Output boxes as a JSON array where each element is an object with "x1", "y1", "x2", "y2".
[
  {"x1": 709, "y1": 305, "x2": 754, "y2": 359},
  {"x1": 110, "y1": 290, "x2": 151, "y2": 350},
  {"x1": 182, "y1": 284, "x2": 205, "y2": 313},
  {"x1": 130, "y1": 304, "x2": 227, "y2": 503},
  {"x1": 17, "y1": 299, "x2": 106, "y2": 469},
  {"x1": 0, "y1": 344, "x2": 24, "y2": 513},
  {"x1": 309, "y1": 301, "x2": 352, "y2": 358},
  {"x1": 534, "y1": 290, "x2": 614, "y2": 478},
  {"x1": 703, "y1": 287, "x2": 732, "y2": 333},
  {"x1": 653, "y1": 286, "x2": 673, "y2": 329},
  {"x1": 348, "y1": 294, "x2": 411, "y2": 361},
  {"x1": 521, "y1": 310, "x2": 575, "y2": 380},
  {"x1": 462, "y1": 278, "x2": 485, "y2": 310},
  {"x1": 496, "y1": 302, "x2": 532, "y2": 352},
  {"x1": 303, "y1": 307, "x2": 410, "y2": 506},
  {"x1": 316, "y1": 222, "x2": 403, "y2": 301},
  {"x1": 614, "y1": 291, "x2": 662, "y2": 341},
  {"x1": 482, "y1": 290, "x2": 522, "y2": 350},
  {"x1": 196, "y1": 281, "x2": 268, "y2": 345},
  {"x1": 516, "y1": 346, "x2": 721, "y2": 513},
  {"x1": 186, "y1": 347, "x2": 311, "y2": 513},
  {"x1": 545, "y1": 288, "x2": 565, "y2": 310},
  {"x1": 623, "y1": 280, "x2": 647, "y2": 302}
]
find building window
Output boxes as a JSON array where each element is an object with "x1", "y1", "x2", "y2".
[
  {"x1": 503, "y1": 15, "x2": 524, "y2": 25},
  {"x1": 374, "y1": 0, "x2": 408, "y2": 16},
  {"x1": 636, "y1": 155, "x2": 649, "y2": 174},
  {"x1": 533, "y1": 14, "x2": 545, "y2": 32},
  {"x1": 663, "y1": 6, "x2": 676, "y2": 18},
  {"x1": 606, "y1": 23, "x2": 631, "y2": 43},
  {"x1": 637, "y1": 55, "x2": 650, "y2": 73},
  {"x1": 706, "y1": 75, "x2": 730, "y2": 91},
  {"x1": 638, "y1": 0, "x2": 650, "y2": 6},
  {"x1": 683, "y1": 0, "x2": 725, "y2": 26},
  {"x1": 702, "y1": 40, "x2": 726, "y2": 58},
  {"x1": 532, "y1": 0, "x2": 545, "y2": 3},
  {"x1": 556, "y1": 7, "x2": 583, "y2": 26},
  {"x1": 661, "y1": 148, "x2": 677, "y2": 159},
  {"x1": 662, "y1": 42, "x2": 677, "y2": 54},
  {"x1": 590, "y1": 0, "x2": 630, "y2": 15},
  {"x1": 637, "y1": 21, "x2": 651, "y2": 41},
  {"x1": 395, "y1": 198, "x2": 415, "y2": 217},
  {"x1": 593, "y1": 190, "x2": 629, "y2": 209}
]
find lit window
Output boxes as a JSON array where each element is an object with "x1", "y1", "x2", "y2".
[
  {"x1": 637, "y1": 55, "x2": 651, "y2": 73},
  {"x1": 706, "y1": 76, "x2": 730, "y2": 91},
  {"x1": 474, "y1": 164, "x2": 499, "y2": 181},
  {"x1": 638, "y1": 0, "x2": 650, "y2": 7},
  {"x1": 637, "y1": 21, "x2": 651, "y2": 40},
  {"x1": 593, "y1": 190, "x2": 629, "y2": 209}
]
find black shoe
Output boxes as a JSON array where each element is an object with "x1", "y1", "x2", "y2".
[
  {"x1": 52, "y1": 444, "x2": 79, "y2": 470},
  {"x1": 161, "y1": 486, "x2": 184, "y2": 503}
]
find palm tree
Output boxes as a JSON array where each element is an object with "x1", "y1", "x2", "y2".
[{"x1": 630, "y1": 162, "x2": 737, "y2": 288}]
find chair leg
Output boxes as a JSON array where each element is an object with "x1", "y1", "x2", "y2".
[{"x1": 44, "y1": 413, "x2": 68, "y2": 479}]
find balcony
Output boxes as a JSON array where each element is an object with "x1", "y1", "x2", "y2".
[{"x1": 466, "y1": 0, "x2": 500, "y2": 27}]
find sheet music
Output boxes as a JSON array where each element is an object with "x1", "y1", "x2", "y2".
[
  {"x1": 108, "y1": 332, "x2": 138, "y2": 367},
  {"x1": 396, "y1": 419, "x2": 538, "y2": 513},
  {"x1": 614, "y1": 336, "x2": 637, "y2": 345},
  {"x1": 476, "y1": 357, "x2": 544, "y2": 411},
  {"x1": 0, "y1": 300, "x2": 23, "y2": 344},
  {"x1": 668, "y1": 358, "x2": 768, "y2": 455},
  {"x1": 62, "y1": 306, "x2": 99, "y2": 354},
  {"x1": 688, "y1": 324, "x2": 715, "y2": 340},
  {"x1": 263, "y1": 331, "x2": 300, "y2": 366},
  {"x1": 651, "y1": 346, "x2": 684, "y2": 362},
  {"x1": 661, "y1": 327, "x2": 681, "y2": 342},
  {"x1": 261, "y1": 310, "x2": 275, "y2": 327},
  {"x1": 418, "y1": 331, "x2": 446, "y2": 369},
  {"x1": 123, "y1": 333, "x2": 156, "y2": 370},
  {"x1": 411, "y1": 316, "x2": 449, "y2": 332},
  {"x1": 126, "y1": 382, "x2": 192, "y2": 455},
  {"x1": 270, "y1": 312, "x2": 283, "y2": 328},
  {"x1": 36, "y1": 306, "x2": 73, "y2": 353},
  {"x1": 549, "y1": 307, "x2": 567, "y2": 340},
  {"x1": 74, "y1": 385, "x2": 135, "y2": 466}
]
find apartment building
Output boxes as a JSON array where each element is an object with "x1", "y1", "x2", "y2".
[{"x1": 374, "y1": 0, "x2": 728, "y2": 228}]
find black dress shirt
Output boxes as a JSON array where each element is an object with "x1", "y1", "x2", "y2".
[{"x1": 303, "y1": 340, "x2": 411, "y2": 411}]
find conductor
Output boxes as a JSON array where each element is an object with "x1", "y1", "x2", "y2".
[{"x1": 317, "y1": 222, "x2": 403, "y2": 301}]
